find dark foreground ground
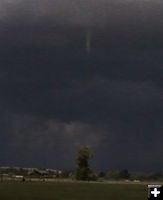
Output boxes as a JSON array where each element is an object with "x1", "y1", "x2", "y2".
[{"x1": 0, "y1": 181, "x2": 147, "y2": 200}]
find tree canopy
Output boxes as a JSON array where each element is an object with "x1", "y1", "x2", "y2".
[{"x1": 75, "y1": 146, "x2": 93, "y2": 180}]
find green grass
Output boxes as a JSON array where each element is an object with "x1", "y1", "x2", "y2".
[{"x1": 0, "y1": 181, "x2": 147, "y2": 200}]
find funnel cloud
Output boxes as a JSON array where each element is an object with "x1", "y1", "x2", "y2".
[{"x1": 86, "y1": 30, "x2": 91, "y2": 54}]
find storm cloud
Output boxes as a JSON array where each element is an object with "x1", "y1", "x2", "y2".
[{"x1": 0, "y1": 0, "x2": 163, "y2": 172}]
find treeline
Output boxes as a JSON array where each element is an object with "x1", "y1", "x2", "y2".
[
  {"x1": 0, "y1": 167, "x2": 163, "y2": 182},
  {"x1": 98, "y1": 170, "x2": 163, "y2": 182},
  {"x1": 0, "y1": 146, "x2": 162, "y2": 182},
  {"x1": 74, "y1": 146, "x2": 163, "y2": 182}
]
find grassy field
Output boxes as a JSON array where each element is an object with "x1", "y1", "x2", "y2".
[{"x1": 0, "y1": 181, "x2": 147, "y2": 200}]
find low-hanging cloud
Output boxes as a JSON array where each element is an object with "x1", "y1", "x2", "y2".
[
  {"x1": 0, "y1": 112, "x2": 107, "y2": 168},
  {"x1": 1, "y1": 0, "x2": 163, "y2": 26}
]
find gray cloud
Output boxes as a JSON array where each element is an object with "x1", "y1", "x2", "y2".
[
  {"x1": 1, "y1": 110, "x2": 162, "y2": 172},
  {"x1": 1, "y1": 0, "x2": 163, "y2": 28},
  {"x1": 0, "y1": 112, "x2": 106, "y2": 168},
  {"x1": 0, "y1": 0, "x2": 163, "y2": 51},
  {"x1": 0, "y1": 0, "x2": 163, "y2": 172}
]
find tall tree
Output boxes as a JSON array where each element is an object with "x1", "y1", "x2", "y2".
[{"x1": 75, "y1": 146, "x2": 93, "y2": 180}]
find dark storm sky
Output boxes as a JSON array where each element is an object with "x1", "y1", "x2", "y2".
[{"x1": 0, "y1": 0, "x2": 163, "y2": 172}]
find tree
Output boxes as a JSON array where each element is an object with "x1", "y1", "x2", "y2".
[
  {"x1": 119, "y1": 169, "x2": 130, "y2": 179},
  {"x1": 98, "y1": 171, "x2": 106, "y2": 178},
  {"x1": 106, "y1": 169, "x2": 130, "y2": 180},
  {"x1": 75, "y1": 146, "x2": 93, "y2": 180}
]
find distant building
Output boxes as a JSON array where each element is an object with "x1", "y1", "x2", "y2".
[{"x1": 28, "y1": 169, "x2": 49, "y2": 178}]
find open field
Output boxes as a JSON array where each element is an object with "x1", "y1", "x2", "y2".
[{"x1": 0, "y1": 181, "x2": 147, "y2": 200}]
